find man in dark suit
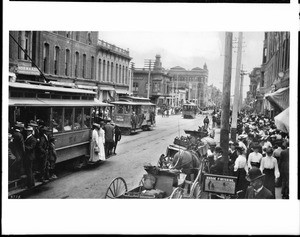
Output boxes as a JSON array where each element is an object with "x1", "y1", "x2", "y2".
[
  {"x1": 24, "y1": 126, "x2": 37, "y2": 188},
  {"x1": 11, "y1": 122, "x2": 25, "y2": 177},
  {"x1": 280, "y1": 143, "x2": 289, "y2": 199},
  {"x1": 112, "y1": 124, "x2": 122, "y2": 155},
  {"x1": 37, "y1": 126, "x2": 50, "y2": 181},
  {"x1": 210, "y1": 146, "x2": 224, "y2": 175},
  {"x1": 228, "y1": 141, "x2": 239, "y2": 175},
  {"x1": 103, "y1": 121, "x2": 115, "y2": 157},
  {"x1": 244, "y1": 167, "x2": 274, "y2": 199}
]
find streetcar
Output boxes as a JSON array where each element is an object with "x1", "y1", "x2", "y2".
[
  {"x1": 110, "y1": 96, "x2": 156, "y2": 134},
  {"x1": 8, "y1": 81, "x2": 113, "y2": 190},
  {"x1": 182, "y1": 102, "x2": 197, "y2": 119}
]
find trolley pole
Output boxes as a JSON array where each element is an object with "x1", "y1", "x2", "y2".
[
  {"x1": 230, "y1": 32, "x2": 243, "y2": 142},
  {"x1": 220, "y1": 32, "x2": 233, "y2": 175}
]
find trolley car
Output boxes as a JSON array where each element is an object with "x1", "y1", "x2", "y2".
[
  {"x1": 182, "y1": 102, "x2": 197, "y2": 119},
  {"x1": 9, "y1": 81, "x2": 113, "y2": 190},
  {"x1": 110, "y1": 96, "x2": 156, "y2": 134}
]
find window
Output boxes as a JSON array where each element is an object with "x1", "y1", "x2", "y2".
[
  {"x1": 54, "y1": 46, "x2": 60, "y2": 75},
  {"x1": 52, "y1": 108, "x2": 63, "y2": 133},
  {"x1": 122, "y1": 66, "x2": 125, "y2": 84},
  {"x1": 133, "y1": 82, "x2": 139, "y2": 92},
  {"x1": 82, "y1": 54, "x2": 86, "y2": 78},
  {"x1": 18, "y1": 31, "x2": 22, "y2": 59},
  {"x1": 119, "y1": 65, "x2": 122, "y2": 83},
  {"x1": 76, "y1": 32, "x2": 80, "y2": 41},
  {"x1": 91, "y1": 56, "x2": 95, "y2": 79},
  {"x1": 43, "y1": 43, "x2": 50, "y2": 73},
  {"x1": 66, "y1": 31, "x2": 71, "y2": 38},
  {"x1": 116, "y1": 64, "x2": 118, "y2": 83},
  {"x1": 75, "y1": 52, "x2": 79, "y2": 77},
  {"x1": 111, "y1": 62, "x2": 114, "y2": 82},
  {"x1": 87, "y1": 32, "x2": 92, "y2": 45},
  {"x1": 125, "y1": 66, "x2": 128, "y2": 84},
  {"x1": 83, "y1": 108, "x2": 91, "y2": 128},
  {"x1": 74, "y1": 108, "x2": 83, "y2": 130},
  {"x1": 65, "y1": 49, "x2": 70, "y2": 76},
  {"x1": 98, "y1": 59, "x2": 102, "y2": 81},
  {"x1": 103, "y1": 60, "x2": 106, "y2": 81},
  {"x1": 64, "y1": 108, "x2": 73, "y2": 131},
  {"x1": 24, "y1": 31, "x2": 31, "y2": 60},
  {"x1": 107, "y1": 61, "x2": 110, "y2": 82},
  {"x1": 260, "y1": 72, "x2": 265, "y2": 87}
]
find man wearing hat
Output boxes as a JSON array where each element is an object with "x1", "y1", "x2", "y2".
[
  {"x1": 228, "y1": 141, "x2": 239, "y2": 175},
  {"x1": 210, "y1": 146, "x2": 225, "y2": 175},
  {"x1": 103, "y1": 121, "x2": 115, "y2": 157},
  {"x1": 24, "y1": 126, "x2": 37, "y2": 188},
  {"x1": 11, "y1": 122, "x2": 25, "y2": 176},
  {"x1": 244, "y1": 167, "x2": 273, "y2": 199},
  {"x1": 37, "y1": 126, "x2": 51, "y2": 181}
]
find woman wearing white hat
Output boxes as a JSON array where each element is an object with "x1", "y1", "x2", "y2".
[{"x1": 90, "y1": 123, "x2": 101, "y2": 162}]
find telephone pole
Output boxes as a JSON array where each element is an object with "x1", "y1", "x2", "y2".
[
  {"x1": 230, "y1": 32, "x2": 243, "y2": 142},
  {"x1": 144, "y1": 59, "x2": 154, "y2": 99},
  {"x1": 220, "y1": 32, "x2": 233, "y2": 175},
  {"x1": 239, "y1": 67, "x2": 248, "y2": 112}
]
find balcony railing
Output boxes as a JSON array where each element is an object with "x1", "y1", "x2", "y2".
[{"x1": 97, "y1": 39, "x2": 130, "y2": 57}]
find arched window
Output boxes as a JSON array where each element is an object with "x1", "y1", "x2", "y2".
[
  {"x1": 65, "y1": 49, "x2": 70, "y2": 76},
  {"x1": 54, "y1": 46, "x2": 60, "y2": 75},
  {"x1": 107, "y1": 61, "x2": 110, "y2": 82},
  {"x1": 87, "y1": 32, "x2": 92, "y2": 45},
  {"x1": 82, "y1": 54, "x2": 86, "y2": 78},
  {"x1": 98, "y1": 59, "x2": 102, "y2": 81},
  {"x1": 91, "y1": 56, "x2": 95, "y2": 79},
  {"x1": 43, "y1": 43, "x2": 50, "y2": 73},
  {"x1": 111, "y1": 62, "x2": 114, "y2": 82},
  {"x1": 75, "y1": 52, "x2": 79, "y2": 77},
  {"x1": 103, "y1": 60, "x2": 106, "y2": 81},
  {"x1": 115, "y1": 64, "x2": 118, "y2": 83}
]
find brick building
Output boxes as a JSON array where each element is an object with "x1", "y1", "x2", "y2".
[
  {"x1": 9, "y1": 31, "x2": 131, "y2": 101},
  {"x1": 247, "y1": 32, "x2": 290, "y2": 116},
  {"x1": 132, "y1": 55, "x2": 172, "y2": 106}
]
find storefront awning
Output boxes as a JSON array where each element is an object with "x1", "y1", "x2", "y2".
[
  {"x1": 274, "y1": 107, "x2": 289, "y2": 133},
  {"x1": 265, "y1": 87, "x2": 289, "y2": 112}
]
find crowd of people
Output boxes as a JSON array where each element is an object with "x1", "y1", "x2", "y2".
[
  {"x1": 9, "y1": 120, "x2": 58, "y2": 189},
  {"x1": 207, "y1": 111, "x2": 289, "y2": 199}
]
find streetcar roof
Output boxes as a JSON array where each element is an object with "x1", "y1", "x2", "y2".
[
  {"x1": 9, "y1": 82, "x2": 97, "y2": 95},
  {"x1": 9, "y1": 98, "x2": 113, "y2": 107},
  {"x1": 110, "y1": 101, "x2": 155, "y2": 106}
]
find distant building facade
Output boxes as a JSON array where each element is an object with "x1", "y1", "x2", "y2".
[
  {"x1": 167, "y1": 63, "x2": 208, "y2": 108},
  {"x1": 9, "y1": 31, "x2": 131, "y2": 102},
  {"x1": 132, "y1": 55, "x2": 172, "y2": 106},
  {"x1": 206, "y1": 84, "x2": 222, "y2": 109}
]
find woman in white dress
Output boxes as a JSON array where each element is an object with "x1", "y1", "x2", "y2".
[
  {"x1": 90, "y1": 123, "x2": 100, "y2": 162},
  {"x1": 98, "y1": 122, "x2": 106, "y2": 161}
]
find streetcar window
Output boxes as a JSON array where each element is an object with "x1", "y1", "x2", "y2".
[
  {"x1": 117, "y1": 105, "x2": 124, "y2": 114},
  {"x1": 124, "y1": 105, "x2": 130, "y2": 114},
  {"x1": 74, "y1": 108, "x2": 82, "y2": 130},
  {"x1": 83, "y1": 107, "x2": 90, "y2": 129},
  {"x1": 64, "y1": 108, "x2": 73, "y2": 131},
  {"x1": 52, "y1": 107, "x2": 63, "y2": 133}
]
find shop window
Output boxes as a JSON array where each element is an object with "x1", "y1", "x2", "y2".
[{"x1": 52, "y1": 107, "x2": 63, "y2": 133}]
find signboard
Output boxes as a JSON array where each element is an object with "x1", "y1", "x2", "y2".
[
  {"x1": 203, "y1": 174, "x2": 237, "y2": 195},
  {"x1": 17, "y1": 66, "x2": 40, "y2": 76},
  {"x1": 115, "y1": 116, "x2": 124, "y2": 122}
]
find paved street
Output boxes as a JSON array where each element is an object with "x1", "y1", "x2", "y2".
[{"x1": 27, "y1": 113, "x2": 211, "y2": 199}]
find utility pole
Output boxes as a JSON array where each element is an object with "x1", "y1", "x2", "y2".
[
  {"x1": 144, "y1": 59, "x2": 154, "y2": 99},
  {"x1": 176, "y1": 74, "x2": 179, "y2": 106},
  {"x1": 220, "y1": 32, "x2": 233, "y2": 175},
  {"x1": 230, "y1": 32, "x2": 243, "y2": 142},
  {"x1": 239, "y1": 67, "x2": 248, "y2": 112}
]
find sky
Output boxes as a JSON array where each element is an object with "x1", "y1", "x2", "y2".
[{"x1": 98, "y1": 31, "x2": 264, "y2": 100}]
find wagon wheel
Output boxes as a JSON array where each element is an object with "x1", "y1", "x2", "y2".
[
  {"x1": 169, "y1": 187, "x2": 184, "y2": 199},
  {"x1": 105, "y1": 177, "x2": 128, "y2": 199},
  {"x1": 189, "y1": 181, "x2": 202, "y2": 199}
]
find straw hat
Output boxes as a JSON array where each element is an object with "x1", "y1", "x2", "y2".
[{"x1": 25, "y1": 126, "x2": 34, "y2": 131}]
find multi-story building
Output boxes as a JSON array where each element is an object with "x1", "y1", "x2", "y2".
[
  {"x1": 206, "y1": 84, "x2": 222, "y2": 109},
  {"x1": 9, "y1": 31, "x2": 132, "y2": 102},
  {"x1": 167, "y1": 63, "x2": 208, "y2": 108},
  {"x1": 132, "y1": 55, "x2": 172, "y2": 106},
  {"x1": 248, "y1": 32, "x2": 290, "y2": 116}
]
